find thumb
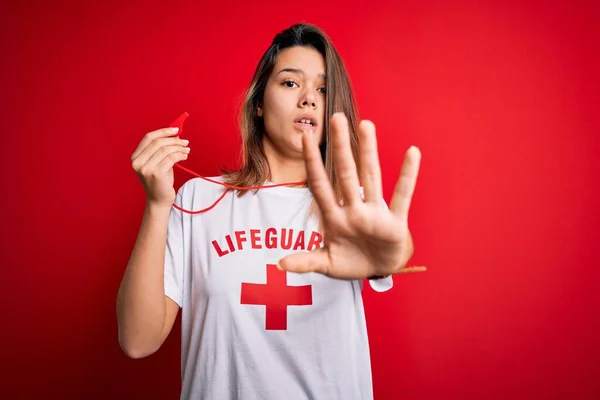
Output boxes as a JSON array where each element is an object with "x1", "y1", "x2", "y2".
[{"x1": 278, "y1": 248, "x2": 330, "y2": 275}]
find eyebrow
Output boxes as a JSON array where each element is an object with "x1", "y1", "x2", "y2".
[{"x1": 277, "y1": 68, "x2": 326, "y2": 79}]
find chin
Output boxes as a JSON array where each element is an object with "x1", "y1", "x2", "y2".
[
  {"x1": 285, "y1": 137, "x2": 305, "y2": 156},
  {"x1": 291, "y1": 142, "x2": 305, "y2": 155}
]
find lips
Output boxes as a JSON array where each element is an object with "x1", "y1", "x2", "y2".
[
  {"x1": 294, "y1": 114, "x2": 317, "y2": 131},
  {"x1": 294, "y1": 122, "x2": 316, "y2": 132}
]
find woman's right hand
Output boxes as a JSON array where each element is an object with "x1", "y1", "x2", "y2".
[{"x1": 131, "y1": 126, "x2": 191, "y2": 208}]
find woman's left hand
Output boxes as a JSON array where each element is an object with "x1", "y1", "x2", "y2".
[{"x1": 277, "y1": 112, "x2": 421, "y2": 280}]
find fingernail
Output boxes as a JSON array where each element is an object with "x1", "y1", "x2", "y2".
[
  {"x1": 170, "y1": 127, "x2": 179, "y2": 133},
  {"x1": 181, "y1": 139, "x2": 189, "y2": 145},
  {"x1": 276, "y1": 263, "x2": 284, "y2": 271}
]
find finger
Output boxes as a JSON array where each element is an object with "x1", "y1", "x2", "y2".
[
  {"x1": 302, "y1": 127, "x2": 338, "y2": 217},
  {"x1": 131, "y1": 127, "x2": 180, "y2": 161},
  {"x1": 277, "y1": 248, "x2": 330, "y2": 275},
  {"x1": 330, "y1": 113, "x2": 362, "y2": 205},
  {"x1": 357, "y1": 120, "x2": 383, "y2": 203},
  {"x1": 132, "y1": 137, "x2": 189, "y2": 171},
  {"x1": 146, "y1": 144, "x2": 190, "y2": 170},
  {"x1": 156, "y1": 150, "x2": 190, "y2": 173},
  {"x1": 389, "y1": 146, "x2": 421, "y2": 220}
]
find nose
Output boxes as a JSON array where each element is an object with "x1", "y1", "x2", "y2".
[{"x1": 299, "y1": 90, "x2": 317, "y2": 109}]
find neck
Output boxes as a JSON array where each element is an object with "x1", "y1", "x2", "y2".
[{"x1": 263, "y1": 142, "x2": 307, "y2": 187}]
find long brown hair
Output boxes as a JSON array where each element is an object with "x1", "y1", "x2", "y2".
[{"x1": 222, "y1": 23, "x2": 361, "y2": 222}]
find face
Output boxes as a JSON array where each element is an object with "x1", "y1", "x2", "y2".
[{"x1": 258, "y1": 46, "x2": 326, "y2": 159}]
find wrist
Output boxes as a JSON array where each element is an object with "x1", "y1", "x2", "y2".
[{"x1": 146, "y1": 201, "x2": 172, "y2": 216}]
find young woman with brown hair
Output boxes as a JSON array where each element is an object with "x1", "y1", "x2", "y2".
[{"x1": 117, "y1": 23, "x2": 421, "y2": 400}]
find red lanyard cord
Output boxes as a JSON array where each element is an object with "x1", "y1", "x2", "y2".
[{"x1": 168, "y1": 112, "x2": 307, "y2": 215}]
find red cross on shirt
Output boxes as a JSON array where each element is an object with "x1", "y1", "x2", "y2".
[{"x1": 241, "y1": 264, "x2": 313, "y2": 330}]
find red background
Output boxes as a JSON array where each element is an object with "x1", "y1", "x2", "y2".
[{"x1": 1, "y1": 0, "x2": 599, "y2": 398}]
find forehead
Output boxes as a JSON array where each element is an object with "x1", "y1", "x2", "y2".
[{"x1": 272, "y1": 46, "x2": 326, "y2": 78}]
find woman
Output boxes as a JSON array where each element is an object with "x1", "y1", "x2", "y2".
[{"x1": 117, "y1": 23, "x2": 421, "y2": 400}]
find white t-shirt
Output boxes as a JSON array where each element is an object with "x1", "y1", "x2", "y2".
[{"x1": 164, "y1": 176, "x2": 393, "y2": 400}]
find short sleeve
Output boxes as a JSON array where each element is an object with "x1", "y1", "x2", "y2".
[
  {"x1": 164, "y1": 187, "x2": 185, "y2": 308},
  {"x1": 368, "y1": 276, "x2": 394, "y2": 292}
]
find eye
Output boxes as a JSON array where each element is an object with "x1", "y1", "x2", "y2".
[
  {"x1": 318, "y1": 87, "x2": 327, "y2": 95},
  {"x1": 283, "y1": 80, "x2": 298, "y2": 88}
]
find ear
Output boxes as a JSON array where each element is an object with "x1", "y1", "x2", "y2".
[{"x1": 257, "y1": 104, "x2": 263, "y2": 117}]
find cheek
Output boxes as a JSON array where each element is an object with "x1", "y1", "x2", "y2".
[
  {"x1": 263, "y1": 109, "x2": 284, "y2": 136},
  {"x1": 263, "y1": 91, "x2": 287, "y2": 123},
  {"x1": 261, "y1": 95, "x2": 278, "y2": 133}
]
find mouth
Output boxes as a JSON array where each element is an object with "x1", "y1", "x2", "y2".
[{"x1": 294, "y1": 116, "x2": 317, "y2": 131}]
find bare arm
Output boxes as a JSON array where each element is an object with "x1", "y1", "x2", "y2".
[
  {"x1": 116, "y1": 202, "x2": 180, "y2": 359},
  {"x1": 117, "y1": 123, "x2": 190, "y2": 358}
]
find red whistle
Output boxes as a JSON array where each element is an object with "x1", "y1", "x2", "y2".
[{"x1": 169, "y1": 112, "x2": 189, "y2": 136}]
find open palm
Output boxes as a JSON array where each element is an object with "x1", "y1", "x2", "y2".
[{"x1": 278, "y1": 112, "x2": 421, "y2": 279}]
